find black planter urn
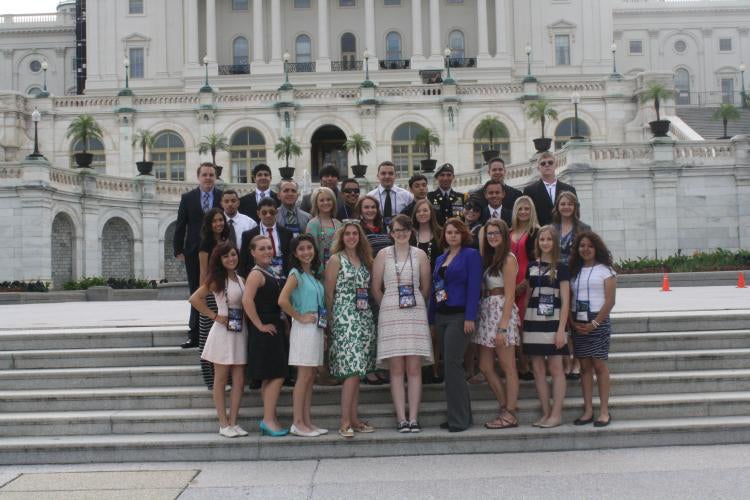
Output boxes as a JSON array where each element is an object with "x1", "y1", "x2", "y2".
[
  {"x1": 351, "y1": 164, "x2": 368, "y2": 177},
  {"x1": 136, "y1": 161, "x2": 154, "y2": 175},
  {"x1": 420, "y1": 159, "x2": 437, "y2": 173},
  {"x1": 533, "y1": 137, "x2": 552, "y2": 153},
  {"x1": 649, "y1": 120, "x2": 671, "y2": 138},
  {"x1": 74, "y1": 152, "x2": 94, "y2": 168},
  {"x1": 214, "y1": 165, "x2": 223, "y2": 178},
  {"x1": 279, "y1": 166, "x2": 295, "y2": 180},
  {"x1": 482, "y1": 150, "x2": 500, "y2": 163}
]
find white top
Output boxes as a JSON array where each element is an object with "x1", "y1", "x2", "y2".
[
  {"x1": 543, "y1": 179, "x2": 557, "y2": 202},
  {"x1": 571, "y1": 264, "x2": 616, "y2": 312},
  {"x1": 225, "y1": 212, "x2": 257, "y2": 249},
  {"x1": 259, "y1": 223, "x2": 282, "y2": 256},
  {"x1": 367, "y1": 185, "x2": 414, "y2": 215}
]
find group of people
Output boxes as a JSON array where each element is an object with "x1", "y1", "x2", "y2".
[{"x1": 174, "y1": 153, "x2": 617, "y2": 439}]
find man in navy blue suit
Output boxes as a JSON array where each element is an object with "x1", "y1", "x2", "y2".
[{"x1": 173, "y1": 163, "x2": 222, "y2": 348}]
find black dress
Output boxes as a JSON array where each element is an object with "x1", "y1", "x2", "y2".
[{"x1": 246, "y1": 268, "x2": 289, "y2": 381}]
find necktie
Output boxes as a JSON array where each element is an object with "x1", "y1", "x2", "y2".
[
  {"x1": 492, "y1": 209, "x2": 499, "y2": 219},
  {"x1": 384, "y1": 189, "x2": 393, "y2": 218},
  {"x1": 202, "y1": 192, "x2": 210, "y2": 213},
  {"x1": 547, "y1": 185, "x2": 554, "y2": 201},
  {"x1": 228, "y1": 219, "x2": 237, "y2": 245},
  {"x1": 266, "y1": 226, "x2": 277, "y2": 256},
  {"x1": 286, "y1": 209, "x2": 298, "y2": 226}
]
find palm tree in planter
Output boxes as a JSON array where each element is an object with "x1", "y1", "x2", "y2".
[
  {"x1": 344, "y1": 133, "x2": 372, "y2": 177},
  {"x1": 476, "y1": 116, "x2": 506, "y2": 163},
  {"x1": 66, "y1": 114, "x2": 103, "y2": 168},
  {"x1": 639, "y1": 81, "x2": 674, "y2": 138},
  {"x1": 414, "y1": 128, "x2": 441, "y2": 173},
  {"x1": 132, "y1": 129, "x2": 156, "y2": 175},
  {"x1": 526, "y1": 99, "x2": 558, "y2": 153},
  {"x1": 198, "y1": 132, "x2": 229, "y2": 178},
  {"x1": 712, "y1": 103, "x2": 741, "y2": 140},
  {"x1": 274, "y1": 135, "x2": 302, "y2": 180}
]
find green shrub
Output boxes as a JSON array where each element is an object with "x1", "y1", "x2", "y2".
[
  {"x1": 0, "y1": 281, "x2": 49, "y2": 292},
  {"x1": 615, "y1": 249, "x2": 750, "y2": 274},
  {"x1": 63, "y1": 277, "x2": 157, "y2": 290}
]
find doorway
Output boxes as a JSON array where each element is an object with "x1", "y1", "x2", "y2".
[{"x1": 310, "y1": 125, "x2": 348, "y2": 180}]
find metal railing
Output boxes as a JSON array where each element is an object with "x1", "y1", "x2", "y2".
[
  {"x1": 218, "y1": 64, "x2": 250, "y2": 75},
  {"x1": 447, "y1": 57, "x2": 477, "y2": 68},
  {"x1": 379, "y1": 59, "x2": 410, "y2": 70},
  {"x1": 676, "y1": 91, "x2": 748, "y2": 108},
  {"x1": 285, "y1": 62, "x2": 316, "y2": 73},
  {"x1": 331, "y1": 60, "x2": 363, "y2": 71}
]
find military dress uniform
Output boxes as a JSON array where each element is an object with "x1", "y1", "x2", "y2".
[{"x1": 427, "y1": 188, "x2": 467, "y2": 226}]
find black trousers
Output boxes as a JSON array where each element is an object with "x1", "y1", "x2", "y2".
[{"x1": 185, "y1": 251, "x2": 200, "y2": 342}]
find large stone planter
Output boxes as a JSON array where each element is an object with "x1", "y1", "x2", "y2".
[
  {"x1": 136, "y1": 161, "x2": 153, "y2": 175},
  {"x1": 533, "y1": 138, "x2": 552, "y2": 153},
  {"x1": 74, "y1": 152, "x2": 94, "y2": 168},
  {"x1": 649, "y1": 120, "x2": 671, "y2": 138}
]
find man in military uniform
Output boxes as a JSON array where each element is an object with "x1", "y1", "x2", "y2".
[{"x1": 427, "y1": 163, "x2": 466, "y2": 225}]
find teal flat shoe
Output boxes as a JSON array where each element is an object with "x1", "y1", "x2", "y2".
[{"x1": 259, "y1": 420, "x2": 289, "y2": 437}]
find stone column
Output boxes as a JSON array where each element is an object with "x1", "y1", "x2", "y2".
[
  {"x1": 411, "y1": 0, "x2": 424, "y2": 63},
  {"x1": 317, "y1": 0, "x2": 331, "y2": 72},
  {"x1": 253, "y1": 0, "x2": 265, "y2": 63},
  {"x1": 494, "y1": 0, "x2": 511, "y2": 64},
  {"x1": 733, "y1": 135, "x2": 750, "y2": 250},
  {"x1": 364, "y1": 0, "x2": 378, "y2": 70},
  {"x1": 185, "y1": 0, "x2": 199, "y2": 66},
  {"x1": 18, "y1": 183, "x2": 54, "y2": 283},
  {"x1": 206, "y1": 0, "x2": 217, "y2": 63},
  {"x1": 476, "y1": 0, "x2": 490, "y2": 60},
  {"x1": 651, "y1": 141, "x2": 679, "y2": 258},
  {"x1": 429, "y1": 0, "x2": 441, "y2": 60},
  {"x1": 271, "y1": 0, "x2": 282, "y2": 62}
]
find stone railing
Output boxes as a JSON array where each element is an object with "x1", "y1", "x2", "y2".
[
  {"x1": 53, "y1": 96, "x2": 121, "y2": 109},
  {"x1": 590, "y1": 144, "x2": 652, "y2": 161},
  {"x1": 376, "y1": 86, "x2": 443, "y2": 98},
  {"x1": 293, "y1": 88, "x2": 360, "y2": 101},
  {"x1": 674, "y1": 142, "x2": 734, "y2": 159},
  {"x1": 49, "y1": 166, "x2": 83, "y2": 187},
  {"x1": 538, "y1": 81, "x2": 606, "y2": 93},
  {"x1": 133, "y1": 95, "x2": 201, "y2": 106},
  {"x1": 457, "y1": 84, "x2": 523, "y2": 96},
  {"x1": 214, "y1": 91, "x2": 279, "y2": 104},
  {"x1": 0, "y1": 13, "x2": 72, "y2": 26}
]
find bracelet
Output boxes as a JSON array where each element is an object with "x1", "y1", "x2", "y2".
[
  {"x1": 497, "y1": 327, "x2": 508, "y2": 333},
  {"x1": 591, "y1": 320, "x2": 600, "y2": 328}
]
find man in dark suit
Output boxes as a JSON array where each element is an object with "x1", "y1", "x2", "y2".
[
  {"x1": 173, "y1": 162, "x2": 222, "y2": 348},
  {"x1": 239, "y1": 163, "x2": 279, "y2": 223},
  {"x1": 301, "y1": 164, "x2": 345, "y2": 214},
  {"x1": 400, "y1": 174, "x2": 429, "y2": 217},
  {"x1": 523, "y1": 152, "x2": 577, "y2": 226},
  {"x1": 480, "y1": 180, "x2": 513, "y2": 227},
  {"x1": 427, "y1": 163, "x2": 466, "y2": 225},
  {"x1": 239, "y1": 197, "x2": 294, "y2": 278},
  {"x1": 469, "y1": 156, "x2": 522, "y2": 213}
]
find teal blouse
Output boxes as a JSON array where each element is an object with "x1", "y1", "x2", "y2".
[{"x1": 289, "y1": 268, "x2": 324, "y2": 314}]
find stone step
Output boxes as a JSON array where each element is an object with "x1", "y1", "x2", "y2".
[
  {"x1": 0, "y1": 326, "x2": 187, "y2": 351},
  {"x1": 2, "y1": 370, "x2": 750, "y2": 412},
  {"x1": 2, "y1": 415, "x2": 750, "y2": 465},
  {"x1": 0, "y1": 346, "x2": 197, "y2": 370},
  {"x1": 1, "y1": 391, "x2": 748, "y2": 438},
  {"x1": 610, "y1": 330, "x2": 750, "y2": 352},
  {"x1": 607, "y1": 348, "x2": 750, "y2": 372}
]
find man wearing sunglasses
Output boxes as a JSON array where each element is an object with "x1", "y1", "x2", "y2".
[
  {"x1": 337, "y1": 178, "x2": 361, "y2": 220},
  {"x1": 523, "y1": 152, "x2": 577, "y2": 225}
]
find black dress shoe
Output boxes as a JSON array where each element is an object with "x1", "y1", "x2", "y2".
[
  {"x1": 181, "y1": 340, "x2": 199, "y2": 349},
  {"x1": 573, "y1": 416, "x2": 594, "y2": 426},
  {"x1": 593, "y1": 415, "x2": 612, "y2": 428},
  {"x1": 439, "y1": 422, "x2": 450, "y2": 429},
  {"x1": 448, "y1": 426, "x2": 468, "y2": 433}
]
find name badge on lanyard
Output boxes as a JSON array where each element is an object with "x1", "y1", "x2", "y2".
[
  {"x1": 285, "y1": 224, "x2": 301, "y2": 237},
  {"x1": 434, "y1": 278, "x2": 448, "y2": 304},
  {"x1": 356, "y1": 288, "x2": 369, "y2": 311},
  {"x1": 227, "y1": 308, "x2": 243, "y2": 332},
  {"x1": 316, "y1": 306, "x2": 328, "y2": 329},
  {"x1": 271, "y1": 256, "x2": 284, "y2": 279},
  {"x1": 575, "y1": 267, "x2": 593, "y2": 322}
]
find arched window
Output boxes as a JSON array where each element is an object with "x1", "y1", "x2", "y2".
[
  {"x1": 70, "y1": 137, "x2": 106, "y2": 170},
  {"x1": 341, "y1": 32, "x2": 357, "y2": 69},
  {"x1": 448, "y1": 30, "x2": 465, "y2": 60},
  {"x1": 386, "y1": 31, "x2": 402, "y2": 61},
  {"x1": 554, "y1": 118, "x2": 590, "y2": 149},
  {"x1": 152, "y1": 132, "x2": 186, "y2": 181},
  {"x1": 230, "y1": 127, "x2": 267, "y2": 183},
  {"x1": 27, "y1": 87, "x2": 42, "y2": 97},
  {"x1": 674, "y1": 68, "x2": 690, "y2": 105},
  {"x1": 473, "y1": 122, "x2": 510, "y2": 170},
  {"x1": 391, "y1": 122, "x2": 428, "y2": 177},
  {"x1": 296, "y1": 34, "x2": 312, "y2": 63},
  {"x1": 233, "y1": 37, "x2": 249, "y2": 66}
]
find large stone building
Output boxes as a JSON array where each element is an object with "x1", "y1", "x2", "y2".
[{"x1": 1, "y1": 0, "x2": 749, "y2": 286}]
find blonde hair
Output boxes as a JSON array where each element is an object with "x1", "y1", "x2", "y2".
[
  {"x1": 534, "y1": 225, "x2": 561, "y2": 281},
  {"x1": 330, "y1": 221, "x2": 374, "y2": 270},
  {"x1": 511, "y1": 195, "x2": 540, "y2": 233},
  {"x1": 311, "y1": 186, "x2": 338, "y2": 217}
]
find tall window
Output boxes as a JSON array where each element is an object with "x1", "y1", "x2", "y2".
[
  {"x1": 386, "y1": 31, "x2": 402, "y2": 61},
  {"x1": 233, "y1": 37, "x2": 249, "y2": 65},
  {"x1": 230, "y1": 128, "x2": 267, "y2": 183},
  {"x1": 674, "y1": 68, "x2": 690, "y2": 105},
  {"x1": 341, "y1": 32, "x2": 356, "y2": 64},
  {"x1": 554, "y1": 118, "x2": 590, "y2": 149},
  {"x1": 71, "y1": 137, "x2": 106, "y2": 169},
  {"x1": 384, "y1": 0, "x2": 400, "y2": 4},
  {"x1": 721, "y1": 78, "x2": 735, "y2": 104},
  {"x1": 294, "y1": 0, "x2": 311, "y2": 7},
  {"x1": 391, "y1": 122, "x2": 428, "y2": 177},
  {"x1": 555, "y1": 35, "x2": 570, "y2": 65},
  {"x1": 629, "y1": 40, "x2": 643, "y2": 55},
  {"x1": 473, "y1": 123, "x2": 510, "y2": 170},
  {"x1": 129, "y1": 48, "x2": 144, "y2": 78},
  {"x1": 128, "y1": 0, "x2": 144, "y2": 15},
  {"x1": 340, "y1": 0, "x2": 355, "y2": 6},
  {"x1": 448, "y1": 30, "x2": 465, "y2": 60},
  {"x1": 296, "y1": 34, "x2": 312, "y2": 63},
  {"x1": 152, "y1": 132, "x2": 186, "y2": 181},
  {"x1": 232, "y1": 0, "x2": 249, "y2": 10}
]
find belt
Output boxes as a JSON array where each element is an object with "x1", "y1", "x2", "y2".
[{"x1": 482, "y1": 287, "x2": 506, "y2": 297}]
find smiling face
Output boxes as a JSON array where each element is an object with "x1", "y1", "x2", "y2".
[
  {"x1": 342, "y1": 225, "x2": 360, "y2": 249},
  {"x1": 437, "y1": 171, "x2": 454, "y2": 191},
  {"x1": 211, "y1": 212, "x2": 225, "y2": 235},
  {"x1": 294, "y1": 239, "x2": 316, "y2": 266},
  {"x1": 517, "y1": 202, "x2": 531, "y2": 223},
  {"x1": 484, "y1": 223, "x2": 504, "y2": 250},
  {"x1": 279, "y1": 181, "x2": 298, "y2": 207},
  {"x1": 378, "y1": 164, "x2": 396, "y2": 189},
  {"x1": 485, "y1": 183, "x2": 505, "y2": 209},
  {"x1": 488, "y1": 161, "x2": 505, "y2": 183},
  {"x1": 464, "y1": 206, "x2": 480, "y2": 224},
  {"x1": 342, "y1": 181, "x2": 360, "y2": 206},
  {"x1": 360, "y1": 198, "x2": 378, "y2": 224},
  {"x1": 410, "y1": 179, "x2": 429, "y2": 200},
  {"x1": 258, "y1": 205, "x2": 277, "y2": 227},
  {"x1": 251, "y1": 238, "x2": 274, "y2": 266},
  {"x1": 415, "y1": 202, "x2": 431, "y2": 225},
  {"x1": 391, "y1": 221, "x2": 411, "y2": 243},
  {"x1": 578, "y1": 237, "x2": 595, "y2": 264},
  {"x1": 538, "y1": 229, "x2": 555, "y2": 256},
  {"x1": 254, "y1": 170, "x2": 271, "y2": 191},
  {"x1": 220, "y1": 248, "x2": 239, "y2": 271},
  {"x1": 316, "y1": 192, "x2": 335, "y2": 216},
  {"x1": 558, "y1": 196, "x2": 575, "y2": 219},
  {"x1": 198, "y1": 165, "x2": 216, "y2": 191},
  {"x1": 221, "y1": 193, "x2": 239, "y2": 216}
]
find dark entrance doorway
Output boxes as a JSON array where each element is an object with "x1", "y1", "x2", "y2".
[{"x1": 311, "y1": 125, "x2": 348, "y2": 180}]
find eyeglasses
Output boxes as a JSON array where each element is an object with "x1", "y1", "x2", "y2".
[
  {"x1": 486, "y1": 231, "x2": 502, "y2": 238},
  {"x1": 343, "y1": 188, "x2": 360, "y2": 194},
  {"x1": 341, "y1": 218, "x2": 361, "y2": 225},
  {"x1": 391, "y1": 227, "x2": 411, "y2": 234},
  {"x1": 259, "y1": 210, "x2": 277, "y2": 216},
  {"x1": 465, "y1": 207, "x2": 480, "y2": 212},
  {"x1": 540, "y1": 160, "x2": 555, "y2": 167}
]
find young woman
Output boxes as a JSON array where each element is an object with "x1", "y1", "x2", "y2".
[
  {"x1": 569, "y1": 231, "x2": 617, "y2": 428},
  {"x1": 356, "y1": 195, "x2": 393, "y2": 257},
  {"x1": 197, "y1": 207, "x2": 231, "y2": 389},
  {"x1": 464, "y1": 201, "x2": 483, "y2": 249},
  {"x1": 472, "y1": 219, "x2": 521, "y2": 429},
  {"x1": 429, "y1": 218, "x2": 483, "y2": 432},
  {"x1": 523, "y1": 225, "x2": 571, "y2": 428},
  {"x1": 188, "y1": 242, "x2": 248, "y2": 438},
  {"x1": 306, "y1": 187, "x2": 342, "y2": 268},
  {"x1": 242, "y1": 235, "x2": 289, "y2": 437},
  {"x1": 324, "y1": 222, "x2": 377, "y2": 438},
  {"x1": 510, "y1": 196, "x2": 540, "y2": 380},
  {"x1": 371, "y1": 215, "x2": 433, "y2": 433},
  {"x1": 278, "y1": 235, "x2": 328, "y2": 437}
]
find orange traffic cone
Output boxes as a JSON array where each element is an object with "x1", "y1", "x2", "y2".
[
  {"x1": 738, "y1": 272, "x2": 747, "y2": 289},
  {"x1": 661, "y1": 273, "x2": 671, "y2": 292}
]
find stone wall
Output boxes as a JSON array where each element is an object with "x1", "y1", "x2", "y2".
[
  {"x1": 50, "y1": 212, "x2": 74, "y2": 289},
  {"x1": 163, "y1": 221, "x2": 187, "y2": 283},
  {"x1": 101, "y1": 217, "x2": 134, "y2": 280}
]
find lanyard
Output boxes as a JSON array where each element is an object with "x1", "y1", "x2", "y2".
[
  {"x1": 223, "y1": 275, "x2": 244, "y2": 307},
  {"x1": 574, "y1": 266, "x2": 594, "y2": 310},
  {"x1": 393, "y1": 245, "x2": 413, "y2": 288},
  {"x1": 301, "y1": 271, "x2": 323, "y2": 308},
  {"x1": 535, "y1": 260, "x2": 549, "y2": 292}
]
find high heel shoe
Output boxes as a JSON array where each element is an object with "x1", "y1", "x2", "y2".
[{"x1": 259, "y1": 420, "x2": 289, "y2": 437}]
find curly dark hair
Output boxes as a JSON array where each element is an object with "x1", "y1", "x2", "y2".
[
  {"x1": 206, "y1": 241, "x2": 239, "y2": 293},
  {"x1": 568, "y1": 230, "x2": 613, "y2": 277},
  {"x1": 200, "y1": 207, "x2": 230, "y2": 246},
  {"x1": 288, "y1": 234, "x2": 322, "y2": 279}
]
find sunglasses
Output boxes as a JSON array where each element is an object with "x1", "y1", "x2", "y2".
[
  {"x1": 343, "y1": 188, "x2": 360, "y2": 194},
  {"x1": 540, "y1": 161, "x2": 555, "y2": 167}
]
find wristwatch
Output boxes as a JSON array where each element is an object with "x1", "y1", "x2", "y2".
[{"x1": 497, "y1": 327, "x2": 508, "y2": 333}]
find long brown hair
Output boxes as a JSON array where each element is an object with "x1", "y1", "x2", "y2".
[
  {"x1": 331, "y1": 221, "x2": 374, "y2": 270},
  {"x1": 206, "y1": 241, "x2": 238, "y2": 293},
  {"x1": 534, "y1": 225, "x2": 561, "y2": 281},
  {"x1": 411, "y1": 198, "x2": 443, "y2": 242},
  {"x1": 551, "y1": 191, "x2": 583, "y2": 232},
  {"x1": 480, "y1": 219, "x2": 511, "y2": 276},
  {"x1": 568, "y1": 230, "x2": 613, "y2": 277},
  {"x1": 355, "y1": 195, "x2": 384, "y2": 230}
]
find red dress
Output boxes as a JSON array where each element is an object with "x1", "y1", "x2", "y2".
[{"x1": 511, "y1": 232, "x2": 530, "y2": 323}]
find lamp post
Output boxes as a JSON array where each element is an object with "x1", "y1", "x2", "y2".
[
  {"x1": 571, "y1": 92, "x2": 583, "y2": 140},
  {"x1": 523, "y1": 44, "x2": 536, "y2": 83},
  {"x1": 200, "y1": 55, "x2": 212, "y2": 93},
  {"x1": 443, "y1": 47, "x2": 455, "y2": 85},
  {"x1": 361, "y1": 49, "x2": 375, "y2": 88},
  {"x1": 279, "y1": 52, "x2": 292, "y2": 90},
  {"x1": 741, "y1": 63, "x2": 747, "y2": 108},
  {"x1": 610, "y1": 42, "x2": 621, "y2": 79},
  {"x1": 27, "y1": 108, "x2": 45, "y2": 160},
  {"x1": 38, "y1": 60, "x2": 50, "y2": 98},
  {"x1": 118, "y1": 57, "x2": 133, "y2": 96}
]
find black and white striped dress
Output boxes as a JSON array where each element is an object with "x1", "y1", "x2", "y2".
[
  {"x1": 523, "y1": 260, "x2": 570, "y2": 356},
  {"x1": 570, "y1": 264, "x2": 616, "y2": 360},
  {"x1": 198, "y1": 293, "x2": 218, "y2": 388}
]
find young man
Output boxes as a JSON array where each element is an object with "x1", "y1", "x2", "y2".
[
  {"x1": 173, "y1": 163, "x2": 222, "y2": 348},
  {"x1": 469, "y1": 157, "x2": 521, "y2": 212},
  {"x1": 276, "y1": 179, "x2": 311, "y2": 237},
  {"x1": 480, "y1": 179, "x2": 512, "y2": 227},
  {"x1": 427, "y1": 163, "x2": 466, "y2": 225},
  {"x1": 221, "y1": 189, "x2": 257, "y2": 250},
  {"x1": 238, "y1": 197, "x2": 294, "y2": 278},
  {"x1": 523, "y1": 152, "x2": 576, "y2": 226},
  {"x1": 300, "y1": 164, "x2": 344, "y2": 213},
  {"x1": 338, "y1": 177, "x2": 361, "y2": 220},
  {"x1": 239, "y1": 164, "x2": 279, "y2": 223},
  {"x1": 367, "y1": 160, "x2": 413, "y2": 227},
  {"x1": 400, "y1": 174, "x2": 429, "y2": 217}
]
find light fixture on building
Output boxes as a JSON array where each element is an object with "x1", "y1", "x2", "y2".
[
  {"x1": 610, "y1": 42, "x2": 621, "y2": 79},
  {"x1": 523, "y1": 44, "x2": 536, "y2": 83},
  {"x1": 38, "y1": 60, "x2": 50, "y2": 98},
  {"x1": 741, "y1": 63, "x2": 747, "y2": 109},
  {"x1": 280, "y1": 52, "x2": 293, "y2": 91},
  {"x1": 361, "y1": 49, "x2": 374, "y2": 88},
  {"x1": 200, "y1": 55, "x2": 213, "y2": 93},
  {"x1": 26, "y1": 108, "x2": 45, "y2": 160},
  {"x1": 571, "y1": 92, "x2": 583, "y2": 140},
  {"x1": 443, "y1": 47, "x2": 455, "y2": 85},
  {"x1": 119, "y1": 57, "x2": 133, "y2": 96}
]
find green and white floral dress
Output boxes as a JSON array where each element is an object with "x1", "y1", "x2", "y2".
[{"x1": 329, "y1": 253, "x2": 376, "y2": 379}]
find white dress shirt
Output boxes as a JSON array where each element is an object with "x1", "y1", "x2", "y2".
[
  {"x1": 367, "y1": 184, "x2": 414, "y2": 216},
  {"x1": 260, "y1": 223, "x2": 282, "y2": 256},
  {"x1": 255, "y1": 189, "x2": 270, "y2": 205},
  {"x1": 225, "y1": 212, "x2": 257, "y2": 249},
  {"x1": 543, "y1": 180, "x2": 558, "y2": 202}
]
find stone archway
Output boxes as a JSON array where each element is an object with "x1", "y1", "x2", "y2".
[
  {"x1": 164, "y1": 221, "x2": 187, "y2": 282},
  {"x1": 51, "y1": 213, "x2": 75, "y2": 289},
  {"x1": 101, "y1": 217, "x2": 134, "y2": 279},
  {"x1": 310, "y1": 125, "x2": 348, "y2": 180}
]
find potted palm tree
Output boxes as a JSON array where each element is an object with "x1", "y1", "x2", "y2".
[
  {"x1": 198, "y1": 132, "x2": 229, "y2": 178},
  {"x1": 526, "y1": 99, "x2": 558, "y2": 153},
  {"x1": 132, "y1": 129, "x2": 155, "y2": 175},
  {"x1": 640, "y1": 81, "x2": 674, "y2": 137},
  {"x1": 344, "y1": 133, "x2": 372, "y2": 177},
  {"x1": 711, "y1": 103, "x2": 741, "y2": 140},
  {"x1": 414, "y1": 128, "x2": 440, "y2": 173},
  {"x1": 476, "y1": 116, "x2": 506, "y2": 163},
  {"x1": 274, "y1": 135, "x2": 302, "y2": 180},
  {"x1": 66, "y1": 114, "x2": 103, "y2": 168}
]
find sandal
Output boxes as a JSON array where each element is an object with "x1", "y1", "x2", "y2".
[
  {"x1": 353, "y1": 421, "x2": 376, "y2": 433},
  {"x1": 467, "y1": 373, "x2": 486, "y2": 385},
  {"x1": 484, "y1": 409, "x2": 518, "y2": 429}
]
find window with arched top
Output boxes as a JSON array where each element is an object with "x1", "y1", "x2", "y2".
[
  {"x1": 233, "y1": 37, "x2": 249, "y2": 65},
  {"x1": 391, "y1": 122, "x2": 428, "y2": 177},
  {"x1": 230, "y1": 127, "x2": 267, "y2": 183},
  {"x1": 152, "y1": 132, "x2": 186, "y2": 181},
  {"x1": 341, "y1": 32, "x2": 357, "y2": 67},
  {"x1": 27, "y1": 87, "x2": 42, "y2": 97},
  {"x1": 296, "y1": 34, "x2": 312, "y2": 63},
  {"x1": 448, "y1": 30, "x2": 465, "y2": 60},
  {"x1": 473, "y1": 122, "x2": 510, "y2": 170},
  {"x1": 674, "y1": 68, "x2": 690, "y2": 105},
  {"x1": 70, "y1": 137, "x2": 106, "y2": 170},
  {"x1": 554, "y1": 118, "x2": 590, "y2": 149},
  {"x1": 386, "y1": 31, "x2": 402, "y2": 61}
]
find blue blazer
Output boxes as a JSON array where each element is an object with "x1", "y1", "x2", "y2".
[{"x1": 429, "y1": 247, "x2": 483, "y2": 324}]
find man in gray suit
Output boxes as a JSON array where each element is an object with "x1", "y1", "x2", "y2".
[{"x1": 276, "y1": 179, "x2": 311, "y2": 237}]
